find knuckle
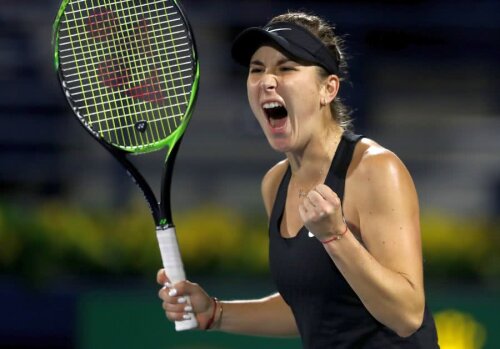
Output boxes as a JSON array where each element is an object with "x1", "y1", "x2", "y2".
[
  {"x1": 158, "y1": 286, "x2": 170, "y2": 300},
  {"x1": 175, "y1": 280, "x2": 187, "y2": 292}
]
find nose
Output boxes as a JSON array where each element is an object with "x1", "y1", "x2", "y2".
[{"x1": 260, "y1": 74, "x2": 277, "y2": 91}]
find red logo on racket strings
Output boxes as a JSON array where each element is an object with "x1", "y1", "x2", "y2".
[
  {"x1": 126, "y1": 69, "x2": 166, "y2": 104},
  {"x1": 134, "y1": 18, "x2": 153, "y2": 56},
  {"x1": 89, "y1": 11, "x2": 165, "y2": 105},
  {"x1": 86, "y1": 8, "x2": 117, "y2": 40},
  {"x1": 98, "y1": 57, "x2": 130, "y2": 88}
]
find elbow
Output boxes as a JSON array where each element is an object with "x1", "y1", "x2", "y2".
[
  {"x1": 394, "y1": 309, "x2": 424, "y2": 338},
  {"x1": 395, "y1": 325, "x2": 419, "y2": 338}
]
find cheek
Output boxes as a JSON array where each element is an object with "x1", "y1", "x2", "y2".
[
  {"x1": 246, "y1": 80, "x2": 261, "y2": 116},
  {"x1": 288, "y1": 82, "x2": 320, "y2": 115}
]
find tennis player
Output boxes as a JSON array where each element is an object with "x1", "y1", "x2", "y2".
[{"x1": 158, "y1": 11, "x2": 440, "y2": 348}]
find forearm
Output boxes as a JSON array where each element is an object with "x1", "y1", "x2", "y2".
[
  {"x1": 214, "y1": 293, "x2": 299, "y2": 337},
  {"x1": 324, "y1": 231, "x2": 424, "y2": 337}
]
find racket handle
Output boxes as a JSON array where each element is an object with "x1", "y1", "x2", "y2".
[{"x1": 156, "y1": 226, "x2": 198, "y2": 331}]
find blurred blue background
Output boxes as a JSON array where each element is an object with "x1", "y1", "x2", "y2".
[{"x1": 1, "y1": 0, "x2": 499, "y2": 348}]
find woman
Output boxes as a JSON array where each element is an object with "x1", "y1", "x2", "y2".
[{"x1": 157, "y1": 11, "x2": 439, "y2": 348}]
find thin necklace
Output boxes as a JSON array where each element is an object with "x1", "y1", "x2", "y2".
[
  {"x1": 293, "y1": 130, "x2": 342, "y2": 198},
  {"x1": 297, "y1": 166, "x2": 326, "y2": 198}
]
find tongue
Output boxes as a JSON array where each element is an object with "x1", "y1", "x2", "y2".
[{"x1": 270, "y1": 117, "x2": 287, "y2": 128}]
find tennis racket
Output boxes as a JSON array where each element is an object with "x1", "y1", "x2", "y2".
[{"x1": 52, "y1": 0, "x2": 199, "y2": 331}]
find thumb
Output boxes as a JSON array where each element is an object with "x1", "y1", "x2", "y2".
[{"x1": 156, "y1": 269, "x2": 170, "y2": 286}]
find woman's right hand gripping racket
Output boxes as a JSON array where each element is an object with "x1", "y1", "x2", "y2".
[{"x1": 52, "y1": 0, "x2": 200, "y2": 330}]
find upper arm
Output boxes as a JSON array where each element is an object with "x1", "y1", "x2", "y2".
[{"x1": 352, "y1": 147, "x2": 424, "y2": 291}]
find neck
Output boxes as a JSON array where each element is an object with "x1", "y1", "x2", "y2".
[{"x1": 288, "y1": 124, "x2": 344, "y2": 184}]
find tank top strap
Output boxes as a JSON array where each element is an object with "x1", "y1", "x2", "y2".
[
  {"x1": 269, "y1": 131, "x2": 364, "y2": 225},
  {"x1": 324, "y1": 130, "x2": 364, "y2": 202}
]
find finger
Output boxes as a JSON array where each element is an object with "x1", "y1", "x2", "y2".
[
  {"x1": 156, "y1": 269, "x2": 171, "y2": 286},
  {"x1": 165, "y1": 309, "x2": 192, "y2": 322},
  {"x1": 161, "y1": 281, "x2": 201, "y2": 308},
  {"x1": 162, "y1": 300, "x2": 192, "y2": 313},
  {"x1": 158, "y1": 287, "x2": 192, "y2": 311},
  {"x1": 158, "y1": 281, "x2": 188, "y2": 301},
  {"x1": 306, "y1": 193, "x2": 331, "y2": 216},
  {"x1": 315, "y1": 184, "x2": 341, "y2": 207},
  {"x1": 158, "y1": 284, "x2": 172, "y2": 300},
  {"x1": 307, "y1": 190, "x2": 331, "y2": 210},
  {"x1": 158, "y1": 282, "x2": 184, "y2": 300},
  {"x1": 309, "y1": 188, "x2": 326, "y2": 202},
  {"x1": 302, "y1": 196, "x2": 317, "y2": 213}
]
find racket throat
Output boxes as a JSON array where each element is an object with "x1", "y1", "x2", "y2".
[{"x1": 158, "y1": 218, "x2": 173, "y2": 229}]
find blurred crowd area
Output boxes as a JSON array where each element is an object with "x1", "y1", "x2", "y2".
[
  {"x1": 0, "y1": 0, "x2": 500, "y2": 348},
  {"x1": 1, "y1": 0, "x2": 500, "y2": 216},
  {"x1": 2, "y1": 0, "x2": 499, "y2": 281}
]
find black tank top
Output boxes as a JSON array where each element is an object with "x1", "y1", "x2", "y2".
[{"x1": 269, "y1": 131, "x2": 439, "y2": 349}]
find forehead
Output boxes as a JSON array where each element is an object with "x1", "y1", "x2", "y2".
[{"x1": 250, "y1": 45, "x2": 292, "y2": 63}]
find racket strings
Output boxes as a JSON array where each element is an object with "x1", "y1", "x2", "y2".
[
  {"x1": 112, "y1": 0, "x2": 168, "y2": 146},
  {"x1": 89, "y1": 0, "x2": 133, "y2": 145},
  {"x1": 103, "y1": 0, "x2": 185, "y2": 143},
  {"x1": 59, "y1": 29, "x2": 189, "y2": 64},
  {"x1": 60, "y1": 6, "x2": 182, "y2": 39},
  {"x1": 58, "y1": 0, "x2": 195, "y2": 151}
]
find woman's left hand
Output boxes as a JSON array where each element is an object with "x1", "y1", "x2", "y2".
[{"x1": 298, "y1": 184, "x2": 346, "y2": 241}]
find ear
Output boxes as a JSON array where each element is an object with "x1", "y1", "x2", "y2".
[{"x1": 320, "y1": 75, "x2": 340, "y2": 106}]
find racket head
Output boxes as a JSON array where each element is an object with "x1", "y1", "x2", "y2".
[{"x1": 52, "y1": 0, "x2": 199, "y2": 155}]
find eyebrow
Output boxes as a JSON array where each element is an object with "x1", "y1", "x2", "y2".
[{"x1": 249, "y1": 58, "x2": 294, "y2": 66}]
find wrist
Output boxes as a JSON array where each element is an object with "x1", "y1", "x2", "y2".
[
  {"x1": 204, "y1": 297, "x2": 218, "y2": 330},
  {"x1": 320, "y1": 224, "x2": 349, "y2": 244},
  {"x1": 205, "y1": 297, "x2": 224, "y2": 331},
  {"x1": 211, "y1": 300, "x2": 224, "y2": 330}
]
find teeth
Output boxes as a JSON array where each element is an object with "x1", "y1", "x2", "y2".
[{"x1": 263, "y1": 102, "x2": 284, "y2": 109}]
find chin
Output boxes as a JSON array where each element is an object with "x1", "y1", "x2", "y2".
[{"x1": 268, "y1": 139, "x2": 292, "y2": 153}]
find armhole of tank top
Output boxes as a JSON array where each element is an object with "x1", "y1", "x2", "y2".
[{"x1": 269, "y1": 166, "x2": 291, "y2": 232}]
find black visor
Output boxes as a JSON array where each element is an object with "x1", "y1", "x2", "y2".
[{"x1": 231, "y1": 22, "x2": 339, "y2": 75}]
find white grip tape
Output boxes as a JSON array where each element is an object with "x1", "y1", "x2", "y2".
[{"x1": 156, "y1": 226, "x2": 198, "y2": 331}]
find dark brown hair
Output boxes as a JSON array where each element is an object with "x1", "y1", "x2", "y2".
[{"x1": 268, "y1": 12, "x2": 353, "y2": 129}]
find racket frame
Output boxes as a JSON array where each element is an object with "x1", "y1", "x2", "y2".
[
  {"x1": 52, "y1": 0, "x2": 200, "y2": 228},
  {"x1": 52, "y1": 0, "x2": 200, "y2": 331}
]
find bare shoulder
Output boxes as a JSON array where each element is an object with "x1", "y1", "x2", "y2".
[
  {"x1": 261, "y1": 159, "x2": 289, "y2": 218},
  {"x1": 350, "y1": 138, "x2": 412, "y2": 184},
  {"x1": 348, "y1": 137, "x2": 417, "y2": 210}
]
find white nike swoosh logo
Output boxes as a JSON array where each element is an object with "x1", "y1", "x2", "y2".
[
  {"x1": 308, "y1": 231, "x2": 315, "y2": 238},
  {"x1": 267, "y1": 28, "x2": 292, "y2": 33}
]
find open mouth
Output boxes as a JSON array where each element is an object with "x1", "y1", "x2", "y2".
[{"x1": 263, "y1": 102, "x2": 288, "y2": 128}]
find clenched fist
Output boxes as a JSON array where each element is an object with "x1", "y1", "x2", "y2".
[{"x1": 298, "y1": 184, "x2": 347, "y2": 242}]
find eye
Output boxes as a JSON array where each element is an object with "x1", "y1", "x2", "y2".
[
  {"x1": 279, "y1": 66, "x2": 296, "y2": 72},
  {"x1": 249, "y1": 66, "x2": 263, "y2": 74}
]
